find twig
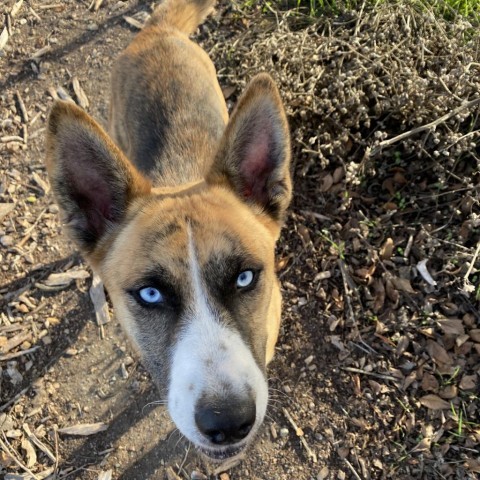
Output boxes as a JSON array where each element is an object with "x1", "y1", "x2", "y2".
[
  {"x1": 340, "y1": 366, "x2": 398, "y2": 382},
  {"x1": 0, "y1": 345, "x2": 40, "y2": 361},
  {"x1": 344, "y1": 458, "x2": 362, "y2": 480},
  {"x1": 464, "y1": 241, "x2": 480, "y2": 281},
  {"x1": 337, "y1": 259, "x2": 359, "y2": 337},
  {"x1": 0, "y1": 386, "x2": 30, "y2": 412},
  {"x1": 282, "y1": 407, "x2": 317, "y2": 462},
  {"x1": 23, "y1": 423, "x2": 57, "y2": 463},
  {"x1": 371, "y1": 97, "x2": 480, "y2": 155},
  {"x1": 37, "y1": 4, "x2": 64, "y2": 10},
  {"x1": 18, "y1": 207, "x2": 47, "y2": 248},
  {"x1": 15, "y1": 90, "x2": 29, "y2": 123}
]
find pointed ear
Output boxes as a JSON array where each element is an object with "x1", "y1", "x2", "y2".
[
  {"x1": 207, "y1": 73, "x2": 292, "y2": 224},
  {"x1": 46, "y1": 101, "x2": 151, "y2": 254}
]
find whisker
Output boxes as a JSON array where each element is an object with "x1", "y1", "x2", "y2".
[{"x1": 142, "y1": 399, "x2": 167, "y2": 414}]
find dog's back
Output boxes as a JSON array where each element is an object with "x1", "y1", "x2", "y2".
[{"x1": 110, "y1": 0, "x2": 228, "y2": 185}]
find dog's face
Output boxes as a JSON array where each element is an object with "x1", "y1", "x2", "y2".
[
  {"x1": 45, "y1": 75, "x2": 291, "y2": 459},
  {"x1": 102, "y1": 188, "x2": 278, "y2": 458}
]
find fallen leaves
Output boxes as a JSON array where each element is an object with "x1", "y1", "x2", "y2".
[{"x1": 419, "y1": 394, "x2": 451, "y2": 410}]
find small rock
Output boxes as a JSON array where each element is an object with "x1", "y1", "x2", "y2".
[
  {"x1": 0, "y1": 235, "x2": 14, "y2": 247},
  {"x1": 48, "y1": 204, "x2": 59, "y2": 214},
  {"x1": 305, "y1": 355, "x2": 314, "y2": 365},
  {"x1": 219, "y1": 474, "x2": 229, "y2": 480},
  {"x1": 191, "y1": 471, "x2": 207, "y2": 480},
  {"x1": 279, "y1": 427, "x2": 289, "y2": 438},
  {"x1": 87, "y1": 23, "x2": 99, "y2": 31},
  {"x1": 65, "y1": 347, "x2": 78, "y2": 357}
]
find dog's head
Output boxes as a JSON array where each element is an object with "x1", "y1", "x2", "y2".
[{"x1": 45, "y1": 74, "x2": 291, "y2": 460}]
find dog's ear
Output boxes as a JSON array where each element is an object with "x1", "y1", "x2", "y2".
[
  {"x1": 208, "y1": 73, "x2": 292, "y2": 225},
  {"x1": 46, "y1": 101, "x2": 151, "y2": 255}
]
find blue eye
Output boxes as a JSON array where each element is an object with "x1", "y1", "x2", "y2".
[
  {"x1": 138, "y1": 287, "x2": 163, "y2": 304},
  {"x1": 236, "y1": 270, "x2": 254, "y2": 289}
]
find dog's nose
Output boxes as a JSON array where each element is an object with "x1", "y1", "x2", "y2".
[{"x1": 195, "y1": 398, "x2": 256, "y2": 445}]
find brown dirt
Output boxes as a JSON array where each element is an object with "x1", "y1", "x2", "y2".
[{"x1": 1, "y1": 1, "x2": 479, "y2": 479}]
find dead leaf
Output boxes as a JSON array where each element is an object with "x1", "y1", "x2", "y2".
[
  {"x1": 459, "y1": 375, "x2": 477, "y2": 390},
  {"x1": 221, "y1": 85, "x2": 236, "y2": 100},
  {"x1": 58, "y1": 422, "x2": 108, "y2": 436},
  {"x1": 391, "y1": 276, "x2": 415, "y2": 293},
  {"x1": 380, "y1": 238, "x2": 394, "y2": 260},
  {"x1": 420, "y1": 394, "x2": 451, "y2": 410},
  {"x1": 411, "y1": 436, "x2": 431, "y2": 452},
  {"x1": 465, "y1": 458, "x2": 480, "y2": 473},
  {"x1": 427, "y1": 340, "x2": 452, "y2": 365},
  {"x1": 333, "y1": 166, "x2": 344, "y2": 183},
  {"x1": 438, "y1": 319, "x2": 465, "y2": 336},
  {"x1": 469, "y1": 329, "x2": 480, "y2": 342},
  {"x1": 421, "y1": 373, "x2": 439, "y2": 393},
  {"x1": 373, "y1": 278, "x2": 385, "y2": 312},
  {"x1": 320, "y1": 174, "x2": 334, "y2": 192},
  {"x1": 385, "y1": 278, "x2": 399, "y2": 304},
  {"x1": 438, "y1": 385, "x2": 457, "y2": 399}
]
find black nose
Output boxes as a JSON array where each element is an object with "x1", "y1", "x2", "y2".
[{"x1": 195, "y1": 398, "x2": 256, "y2": 445}]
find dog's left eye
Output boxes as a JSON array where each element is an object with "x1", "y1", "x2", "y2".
[
  {"x1": 236, "y1": 270, "x2": 255, "y2": 289},
  {"x1": 138, "y1": 287, "x2": 164, "y2": 304}
]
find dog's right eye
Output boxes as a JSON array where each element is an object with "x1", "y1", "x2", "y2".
[{"x1": 138, "y1": 287, "x2": 164, "y2": 305}]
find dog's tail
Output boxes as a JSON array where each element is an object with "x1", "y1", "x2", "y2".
[{"x1": 146, "y1": 0, "x2": 216, "y2": 35}]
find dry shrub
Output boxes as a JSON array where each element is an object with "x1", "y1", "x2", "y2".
[{"x1": 210, "y1": 3, "x2": 480, "y2": 188}]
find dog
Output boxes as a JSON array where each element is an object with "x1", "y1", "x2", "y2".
[{"x1": 45, "y1": 0, "x2": 291, "y2": 461}]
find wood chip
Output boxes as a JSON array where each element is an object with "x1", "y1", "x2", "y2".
[
  {"x1": 89, "y1": 274, "x2": 110, "y2": 326},
  {"x1": 165, "y1": 467, "x2": 181, "y2": 480},
  {"x1": 0, "y1": 27, "x2": 9, "y2": 51},
  {"x1": 21, "y1": 437, "x2": 37, "y2": 468},
  {"x1": 31, "y1": 172, "x2": 50, "y2": 194},
  {"x1": 42, "y1": 269, "x2": 90, "y2": 288},
  {"x1": 0, "y1": 203, "x2": 15, "y2": 221},
  {"x1": 56, "y1": 86, "x2": 75, "y2": 103},
  {"x1": 58, "y1": 422, "x2": 108, "y2": 436},
  {"x1": 0, "y1": 332, "x2": 32, "y2": 355},
  {"x1": 72, "y1": 77, "x2": 89, "y2": 109},
  {"x1": 97, "y1": 470, "x2": 112, "y2": 480},
  {"x1": 11, "y1": 0, "x2": 24, "y2": 17},
  {"x1": 380, "y1": 237, "x2": 394, "y2": 260},
  {"x1": 30, "y1": 45, "x2": 51, "y2": 59},
  {"x1": 123, "y1": 15, "x2": 145, "y2": 30}
]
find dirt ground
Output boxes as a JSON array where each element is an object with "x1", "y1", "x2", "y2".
[{"x1": 1, "y1": 1, "x2": 479, "y2": 479}]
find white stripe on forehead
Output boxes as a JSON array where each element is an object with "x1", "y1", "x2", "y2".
[{"x1": 187, "y1": 222, "x2": 212, "y2": 318}]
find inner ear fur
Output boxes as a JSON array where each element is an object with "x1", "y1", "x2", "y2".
[
  {"x1": 208, "y1": 73, "x2": 292, "y2": 225},
  {"x1": 46, "y1": 101, "x2": 151, "y2": 254}
]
